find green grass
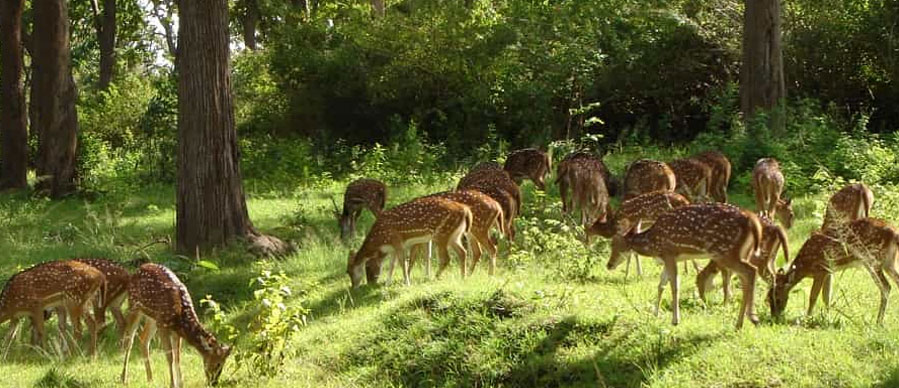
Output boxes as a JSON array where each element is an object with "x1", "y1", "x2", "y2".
[{"x1": 3, "y1": 178, "x2": 899, "y2": 387}]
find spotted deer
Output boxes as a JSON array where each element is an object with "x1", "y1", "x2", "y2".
[
  {"x1": 589, "y1": 191, "x2": 690, "y2": 277},
  {"x1": 72, "y1": 258, "x2": 130, "y2": 335},
  {"x1": 768, "y1": 218, "x2": 899, "y2": 323},
  {"x1": 504, "y1": 148, "x2": 551, "y2": 190},
  {"x1": 697, "y1": 215, "x2": 789, "y2": 304},
  {"x1": 608, "y1": 203, "x2": 762, "y2": 328},
  {"x1": 346, "y1": 197, "x2": 473, "y2": 288},
  {"x1": 1, "y1": 260, "x2": 105, "y2": 357},
  {"x1": 458, "y1": 168, "x2": 520, "y2": 241},
  {"x1": 622, "y1": 159, "x2": 676, "y2": 201},
  {"x1": 668, "y1": 158, "x2": 712, "y2": 203},
  {"x1": 752, "y1": 158, "x2": 794, "y2": 228},
  {"x1": 410, "y1": 190, "x2": 505, "y2": 276},
  {"x1": 556, "y1": 155, "x2": 609, "y2": 227},
  {"x1": 121, "y1": 263, "x2": 231, "y2": 388},
  {"x1": 333, "y1": 178, "x2": 387, "y2": 241},
  {"x1": 822, "y1": 183, "x2": 874, "y2": 229},
  {"x1": 692, "y1": 151, "x2": 731, "y2": 203}
]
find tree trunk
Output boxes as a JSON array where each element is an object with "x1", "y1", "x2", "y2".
[
  {"x1": 241, "y1": 0, "x2": 258, "y2": 50},
  {"x1": 98, "y1": 0, "x2": 116, "y2": 89},
  {"x1": 371, "y1": 0, "x2": 385, "y2": 18},
  {"x1": 32, "y1": 0, "x2": 78, "y2": 198},
  {"x1": 0, "y1": 0, "x2": 28, "y2": 189},
  {"x1": 176, "y1": 0, "x2": 289, "y2": 257},
  {"x1": 740, "y1": 0, "x2": 785, "y2": 133}
]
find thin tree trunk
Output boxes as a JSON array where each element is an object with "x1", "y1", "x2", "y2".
[
  {"x1": 176, "y1": 0, "x2": 288, "y2": 256},
  {"x1": 97, "y1": 0, "x2": 116, "y2": 89},
  {"x1": 740, "y1": 0, "x2": 785, "y2": 133},
  {"x1": 32, "y1": 0, "x2": 78, "y2": 198},
  {"x1": 0, "y1": 0, "x2": 28, "y2": 189}
]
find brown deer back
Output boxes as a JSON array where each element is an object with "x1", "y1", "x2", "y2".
[
  {"x1": 504, "y1": 148, "x2": 550, "y2": 189},
  {"x1": 693, "y1": 151, "x2": 731, "y2": 202},
  {"x1": 823, "y1": 183, "x2": 874, "y2": 228},
  {"x1": 623, "y1": 159, "x2": 676, "y2": 200},
  {"x1": 423, "y1": 190, "x2": 503, "y2": 235},
  {"x1": 627, "y1": 203, "x2": 760, "y2": 258},
  {"x1": 588, "y1": 191, "x2": 689, "y2": 239},
  {"x1": 72, "y1": 258, "x2": 130, "y2": 310},
  {"x1": 0, "y1": 260, "x2": 105, "y2": 318},
  {"x1": 344, "y1": 178, "x2": 387, "y2": 216},
  {"x1": 668, "y1": 158, "x2": 712, "y2": 202}
]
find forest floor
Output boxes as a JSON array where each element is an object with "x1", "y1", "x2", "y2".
[{"x1": 2, "y1": 177, "x2": 899, "y2": 388}]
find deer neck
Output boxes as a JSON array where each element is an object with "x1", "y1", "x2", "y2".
[
  {"x1": 625, "y1": 230, "x2": 658, "y2": 258},
  {"x1": 177, "y1": 308, "x2": 222, "y2": 357}
]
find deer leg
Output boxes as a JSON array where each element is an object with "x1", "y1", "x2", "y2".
[
  {"x1": 394, "y1": 243, "x2": 411, "y2": 286},
  {"x1": 140, "y1": 319, "x2": 157, "y2": 382},
  {"x1": 70, "y1": 304, "x2": 85, "y2": 354},
  {"x1": 54, "y1": 307, "x2": 70, "y2": 354},
  {"x1": 634, "y1": 254, "x2": 643, "y2": 276},
  {"x1": 427, "y1": 241, "x2": 433, "y2": 279},
  {"x1": 725, "y1": 260, "x2": 758, "y2": 329},
  {"x1": 822, "y1": 273, "x2": 834, "y2": 308},
  {"x1": 385, "y1": 251, "x2": 398, "y2": 285},
  {"x1": 696, "y1": 262, "x2": 720, "y2": 303},
  {"x1": 451, "y1": 238, "x2": 468, "y2": 279},
  {"x1": 721, "y1": 268, "x2": 733, "y2": 305},
  {"x1": 485, "y1": 233, "x2": 498, "y2": 276},
  {"x1": 171, "y1": 332, "x2": 183, "y2": 388},
  {"x1": 120, "y1": 310, "x2": 142, "y2": 384},
  {"x1": 807, "y1": 275, "x2": 826, "y2": 317},
  {"x1": 435, "y1": 243, "x2": 452, "y2": 279},
  {"x1": 3, "y1": 318, "x2": 21, "y2": 359},
  {"x1": 664, "y1": 259, "x2": 681, "y2": 326},
  {"x1": 655, "y1": 266, "x2": 670, "y2": 317},
  {"x1": 112, "y1": 301, "x2": 126, "y2": 337},
  {"x1": 30, "y1": 309, "x2": 46, "y2": 349},
  {"x1": 158, "y1": 328, "x2": 175, "y2": 388},
  {"x1": 865, "y1": 266, "x2": 892, "y2": 325}
]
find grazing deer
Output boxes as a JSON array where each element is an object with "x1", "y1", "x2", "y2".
[
  {"x1": 333, "y1": 178, "x2": 387, "y2": 241},
  {"x1": 556, "y1": 155, "x2": 609, "y2": 227},
  {"x1": 52, "y1": 258, "x2": 130, "y2": 337},
  {"x1": 589, "y1": 191, "x2": 690, "y2": 277},
  {"x1": 458, "y1": 169, "x2": 520, "y2": 241},
  {"x1": 346, "y1": 197, "x2": 473, "y2": 288},
  {"x1": 823, "y1": 183, "x2": 874, "y2": 229},
  {"x1": 692, "y1": 151, "x2": 731, "y2": 203},
  {"x1": 121, "y1": 263, "x2": 231, "y2": 388},
  {"x1": 768, "y1": 218, "x2": 899, "y2": 323},
  {"x1": 504, "y1": 148, "x2": 551, "y2": 190},
  {"x1": 668, "y1": 158, "x2": 712, "y2": 203},
  {"x1": 608, "y1": 203, "x2": 762, "y2": 328},
  {"x1": 1, "y1": 260, "x2": 105, "y2": 356},
  {"x1": 411, "y1": 190, "x2": 505, "y2": 275},
  {"x1": 697, "y1": 215, "x2": 789, "y2": 304},
  {"x1": 470, "y1": 161, "x2": 504, "y2": 172},
  {"x1": 622, "y1": 159, "x2": 676, "y2": 201},
  {"x1": 751, "y1": 158, "x2": 794, "y2": 228}
]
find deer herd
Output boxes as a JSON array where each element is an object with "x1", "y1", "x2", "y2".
[
  {"x1": 339, "y1": 148, "x2": 898, "y2": 331},
  {"x1": 0, "y1": 147, "x2": 894, "y2": 386}
]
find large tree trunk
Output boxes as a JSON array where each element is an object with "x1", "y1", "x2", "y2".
[
  {"x1": 0, "y1": 0, "x2": 28, "y2": 189},
  {"x1": 240, "y1": 0, "x2": 258, "y2": 50},
  {"x1": 176, "y1": 0, "x2": 288, "y2": 257},
  {"x1": 32, "y1": 0, "x2": 78, "y2": 198},
  {"x1": 740, "y1": 0, "x2": 786, "y2": 133}
]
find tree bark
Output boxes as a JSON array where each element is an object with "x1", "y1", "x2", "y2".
[
  {"x1": 371, "y1": 0, "x2": 385, "y2": 18},
  {"x1": 240, "y1": 0, "x2": 258, "y2": 50},
  {"x1": 96, "y1": 0, "x2": 116, "y2": 89},
  {"x1": 0, "y1": 0, "x2": 28, "y2": 189},
  {"x1": 32, "y1": 0, "x2": 79, "y2": 198},
  {"x1": 176, "y1": 0, "x2": 288, "y2": 256},
  {"x1": 740, "y1": 0, "x2": 786, "y2": 133}
]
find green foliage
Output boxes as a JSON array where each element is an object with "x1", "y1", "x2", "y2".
[{"x1": 238, "y1": 268, "x2": 309, "y2": 378}]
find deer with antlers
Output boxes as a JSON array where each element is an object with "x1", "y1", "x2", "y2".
[
  {"x1": 346, "y1": 197, "x2": 473, "y2": 288},
  {"x1": 668, "y1": 158, "x2": 712, "y2": 203},
  {"x1": 333, "y1": 178, "x2": 387, "y2": 241},
  {"x1": 504, "y1": 148, "x2": 551, "y2": 190},
  {"x1": 1, "y1": 260, "x2": 105, "y2": 357},
  {"x1": 121, "y1": 263, "x2": 231, "y2": 388},
  {"x1": 692, "y1": 151, "x2": 731, "y2": 203},
  {"x1": 608, "y1": 203, "x2": 762, "y2": 328},
  {"x1": 556, "y1": 153, "x2": 610, "y2": 227},
  {"x1": 622, "y1": 159, "x2": 676, "y2": 201},
  {"x1": 823, "y1": 183, "x2": 874, "y2": 229},
  {"x1": 696, "y1": 215, "x2": 789, "y2": 304},
  {"x1": 752, "y1": 158, "x2": 794, "y2": 228},
  {"x1": 589, "y1": 191, "x2": 690, "y2": 277},
  {"x1": 410, "y1": 190, "x2": 505, "y2": 276},
  {"x1": 768, "y1": 218, "x2": 899, "y2": 323}
]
